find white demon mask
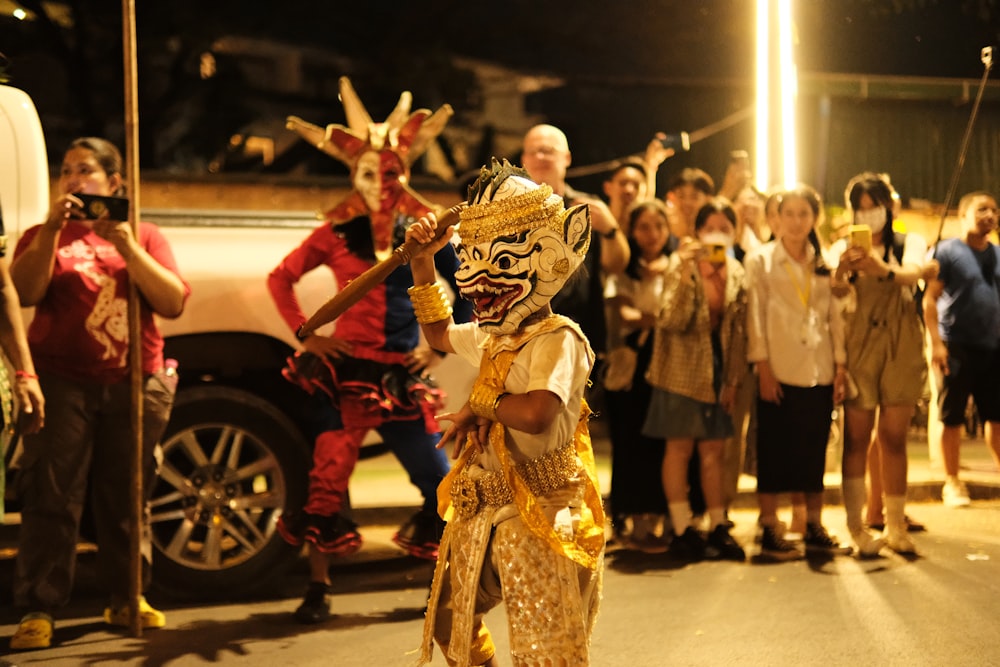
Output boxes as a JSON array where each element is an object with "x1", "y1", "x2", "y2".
[{"x1": 456, "y1": 160, "x2": 591, "y2": 335}]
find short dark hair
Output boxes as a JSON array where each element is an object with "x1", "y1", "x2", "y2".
[
  {"x1": 668, "y1": 167, "x2": 715, "y2": 196},
  {"x1": 693, "y1": 198, "x2": 736, "y2": 232},
  {"x1": 606, "y1": 158, "x2": 648, "y2": 181},
  {"x1": 957, "y1": 191, "x2": 995, "y2": 217}
]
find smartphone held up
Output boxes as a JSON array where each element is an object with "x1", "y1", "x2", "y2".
[
  {"x1": 75, "y1": 193, "x2": 130, "y2": 221},
  {"x1": 659, "y1": 132, "x2": 691, "y2": 153},
  {"x1": 848, "y1": 224, "x2": 872, "y2": 252}
]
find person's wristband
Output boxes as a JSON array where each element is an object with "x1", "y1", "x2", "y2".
[
  {"x1": 601, "y1": 227, "x2": 620, "y2": 240},
  {"x1": 14, "y1": 371, "x2": 38, "y2": 381}
]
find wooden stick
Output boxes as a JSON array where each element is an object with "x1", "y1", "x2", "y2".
[
  {"x1": 121, "y1": 0, "x2": 144, "y2": 639},
  {"x1": 298, "y1": 203, "x2": 464, "y2": 338}
]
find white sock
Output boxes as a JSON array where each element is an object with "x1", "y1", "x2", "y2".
[
  {"x1": 668, "y1": 502, "x2": 691, "y2": 537},
  {"x1": 884, "y1": 494, "x2": 906, "y2": 533},
  {"x1": 708, "y1": 507, "x2": 726, "y2": 530},
  {"x1": 843, "y1": 476, "x2": 868, "y2": 533}
]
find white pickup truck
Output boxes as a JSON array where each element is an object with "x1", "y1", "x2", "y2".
[{"x1": 0, "y1": 83, "x2": 472, "y2": 597}]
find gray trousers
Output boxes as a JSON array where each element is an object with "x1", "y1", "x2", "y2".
[{"x1": 13, "y1": 370, "x2": 175, "y2": 612}]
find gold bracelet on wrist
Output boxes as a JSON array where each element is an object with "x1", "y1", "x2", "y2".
[
  {"x1": 469, "y1": 381, "x2": 507, "y2": 422},
  {"x1": 408, "y1": 281, "x2": 453, "y2": 324}
]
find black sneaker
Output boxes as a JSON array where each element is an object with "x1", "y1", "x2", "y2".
[
  {"x1": 305, "y1": 514, "x2": 363, "y2": 556},
  {"x1": 759, "y1": 524, "x2": 802, "y2": 561},
  {"x1": 706, "y1": 524, "x2": 746, "y2": 562},
  {"x1": 667, "y1": 527, "x2": 707, "y2": 562},
  {"x1": 392, "y1": 508, "x2": 446, "y2": 560},
  {"x1": 803, "y1": 523, "x2": 852, "y2": 555},
  {"x1": 293, "y1": 582, "x2": 332, "y2": 624}
]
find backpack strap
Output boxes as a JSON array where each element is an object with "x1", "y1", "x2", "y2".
[{"x1": 891, "y1": 231, "x2": 906, "y2": 266}]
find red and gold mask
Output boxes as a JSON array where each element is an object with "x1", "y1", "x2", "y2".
[{"x1": 286, "y1": 77, "x2": 452, "y2": 260}]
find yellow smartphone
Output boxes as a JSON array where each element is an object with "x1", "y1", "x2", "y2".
[
  {"x1": 706, "y1": 243, "x2": 727, "y2": 264},
  {"x1": 848, "y1": 224, "x2": 872, "y2": 251}
]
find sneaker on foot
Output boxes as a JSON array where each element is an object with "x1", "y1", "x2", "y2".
[
  {"x1": 942, "y1": 478, "x2": 971, "y2": 508},
  {"x1": 10, "y1": 612, "x2": 53, "y2": 650},
  {"x1": 104, "y1": 596, "x2": 166, "y2": 629},
  {"x1": 706, "y1": 524, "x2": 746, "y2": 562},
  {"x1": 392, "y1": 508, "x2": 445, "y2": 560},
  {"x1": 849, "y1": 527, "x2": 885, "y2": 558},
  {"x1": 759, "y1": 524, "x2": 803, "y2": 561},
  {"x1": 667, "y1": 527, "x2": 707, "y2": 562},
  {"x1": 754, "y1": 520, "x2": 787, "y2": 545},
  {"x1": 803, "y1": 523, "x2": 852, "y2": 555},
  {"x1": 294, "y1": 582, "x2": 332, "y2": 624}
]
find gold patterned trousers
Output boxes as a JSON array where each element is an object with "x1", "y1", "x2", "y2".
[{"x1": 432, "y1": 512, "x2": 603, "y2": 667}]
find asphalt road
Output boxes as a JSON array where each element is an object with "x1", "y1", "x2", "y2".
[{"x1": 1, "y1": 500, "x2": 999, "y2": 666}]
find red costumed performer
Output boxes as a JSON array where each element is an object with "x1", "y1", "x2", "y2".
[{"x1": 267, "y1": 77, "x2": 473, "y2": 623}]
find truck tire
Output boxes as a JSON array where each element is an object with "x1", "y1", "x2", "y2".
[{"x1": 149, "y1": 385, "x2": 309, "y2": 598}]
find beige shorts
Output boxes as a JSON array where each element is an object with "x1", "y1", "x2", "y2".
[{"x1": 844, "y1": 319, "x2": 926, "y2": 411}]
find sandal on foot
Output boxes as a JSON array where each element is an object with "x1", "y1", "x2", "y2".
[
  {"x1": 104, "y1": 596, "x2": 166, "y2": 629},
  {"x1": 10, "y1": 612, "x2": 53, "y2": 650}
]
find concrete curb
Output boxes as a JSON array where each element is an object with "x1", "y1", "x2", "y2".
[{"x1": 353, "y1": 479, "x2": 1000, "y2": 528}]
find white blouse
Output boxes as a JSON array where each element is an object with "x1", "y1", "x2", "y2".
[{"x1": 745, "y1": 240, "x2": 846, "y2": 387}]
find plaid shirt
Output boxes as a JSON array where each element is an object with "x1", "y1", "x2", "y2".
[{"x1": 646, "y1": 253, "x2": 747, "y2": 404}]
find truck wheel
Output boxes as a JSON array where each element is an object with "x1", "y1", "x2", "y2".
[{"x1": 149, "y1": 386, "x2": 309, "y2": 598}]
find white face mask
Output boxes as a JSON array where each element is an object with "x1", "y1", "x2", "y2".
[
  {"x1": 854, "y1": 207, "x2": 887, "y2": 235},
  {"x1": 699, "y1": 231, "x2": 735, "y2": 248}
]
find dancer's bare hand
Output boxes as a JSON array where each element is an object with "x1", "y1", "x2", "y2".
[
  {"x1": 405, "y1": 212, "x2": 454, "y2": 260},
  {"x1": 406, "y1": 345, "x2": 440, "y2": 374},
  {"x1": 302, "y1": 334, "x2": 353, "y2": 361},
  {"x1": 437, "y1": 402, "x2": 491, "y2": 459}
]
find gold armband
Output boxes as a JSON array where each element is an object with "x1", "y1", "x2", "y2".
[
  {"x1": 408, "y1": 282, "x2": 453, "y2": 324},
  {"x1": 469, "y1": 381, "x2": 508, "y2": 422}
]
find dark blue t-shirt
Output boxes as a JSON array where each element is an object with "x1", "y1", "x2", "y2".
[{"x1": 931, "y1": 237, "x2": 1000, "y2": 348}]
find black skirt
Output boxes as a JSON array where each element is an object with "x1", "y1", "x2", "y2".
[{"x1": 755, "y1": 383, "x2": 834, "y2": 494}]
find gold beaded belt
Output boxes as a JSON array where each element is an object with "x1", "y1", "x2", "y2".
[{"x1": 450, "y1": 442, "x2": 579, "y2": 519}]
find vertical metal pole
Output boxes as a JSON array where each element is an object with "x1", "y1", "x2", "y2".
[{"x1": 121, "y1": 0, "x2": 144, "y2": 639}]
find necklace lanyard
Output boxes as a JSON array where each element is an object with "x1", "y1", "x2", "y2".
[{"x1": 781, "y1": 258, "x2": 812, "y2": 309}]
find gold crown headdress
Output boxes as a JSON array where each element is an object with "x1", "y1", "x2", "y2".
[{"x1": 458, "y1": 159, "x2": 589, "y2": 258}]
